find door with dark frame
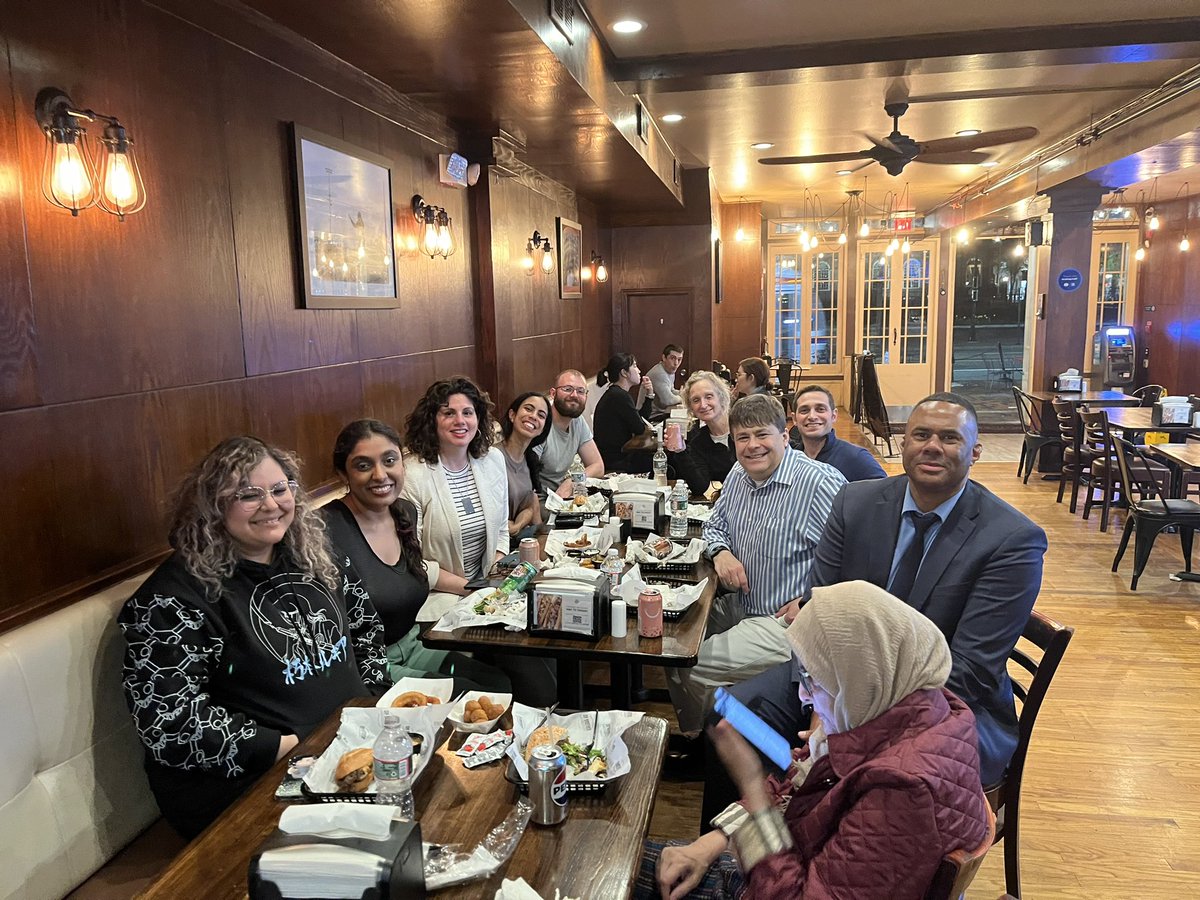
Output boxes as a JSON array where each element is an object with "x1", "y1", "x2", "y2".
[{"x1": 623, "y1": 290, "x2": 693, "y2": 394}]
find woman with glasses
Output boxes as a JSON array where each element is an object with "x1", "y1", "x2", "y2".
[
  {"x1": 497, "y1": 392, "x2": 551, "y2": 538},
  {"x1": 402, "y1": 377, "x2": 556, "y2": 705},
  {"x1": 119, "y1": 436, "x2": 390, "y2": 838},
  {"x1": 732, "y1": 357, "x2": 771, "y2": 400},
  {"x1": 593, "y1": 353, "x2": 657, "y2": 474},
  {"x1": 641, "y1": 580, "x2": 989, "y2": 899},
  {"x1": 665, "y1": 371, "x2": 736, "y2": 496},
  {"x1": 324, "y1": 419, "x2": 511, "y2": 693}
]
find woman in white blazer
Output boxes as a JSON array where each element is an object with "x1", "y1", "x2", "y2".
[{"x1": 402, "y1": 377, "x2": 556, "y2": 703}]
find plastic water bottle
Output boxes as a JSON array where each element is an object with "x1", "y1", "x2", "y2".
[
  {"x1": 374, "y1": 713, "x2": 414, "y2": 819},
  {"x1": 569, "y1": 455, "x2": 587, "y2": 503},
  {"x1": 669, "y1": 480, "x2": 689, "y2": 539},
  {"x1": 601, "y1": 548, "x2": 623, "y2": 591},
  {"x1": 653, "y1": 444, "x2": 668, "y2": 486}
]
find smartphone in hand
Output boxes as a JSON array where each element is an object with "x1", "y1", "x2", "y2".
[{"x1": 713, "y1": 687, "x2": 793, "y2": 772}]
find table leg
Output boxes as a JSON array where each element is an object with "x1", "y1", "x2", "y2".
[
  {"x1": 610, "y1": 662, "x2": 633, "y2": 710},
  {"x1": 558, "y1": 660, "x2": 584, "y2": 709}
]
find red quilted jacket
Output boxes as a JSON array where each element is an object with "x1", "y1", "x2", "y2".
[{"x1": 744, "y1": 688, "x2": 988, "y2": 900}]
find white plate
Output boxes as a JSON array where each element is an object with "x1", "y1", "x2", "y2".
[{"x1": 446, "y1": 690, "x2": 513, "y2": 733}]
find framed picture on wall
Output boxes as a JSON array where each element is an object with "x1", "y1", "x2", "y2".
[
  {"x1": 290, "y1": 124, "x2": 399, "y2": 309},
  {"x1": 714, "y1": 237, "x2": 723, "y2": 303},
  {"x1": 557, "y1": 216, "x2": 583, "y2": 299}
]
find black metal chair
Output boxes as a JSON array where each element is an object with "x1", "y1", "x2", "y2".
[
  {"x1": 1111, "y1": 438, "x2": 1200, "y2": 590},
  {"x1": 773, "y1": 357, "x2": 801, "y2": 396},
  {"x1": 1012, "y1": 388, "x2": 1061, "y2": 484},
  {"x1": 1131, "y1": 384, "x2": 1166, "y2": 407},
  {"x1": 985, "y1": 610, "x2": 1074, "y2": 900}
]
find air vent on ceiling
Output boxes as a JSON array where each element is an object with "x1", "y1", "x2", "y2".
[{"x1": 549, "y1": 0, "x2": 575, "y2": 44}]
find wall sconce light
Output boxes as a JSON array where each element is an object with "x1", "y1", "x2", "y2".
[
  {"x1": 36, "y1": 87, "x2": 146, "y2": 219},
  {"x1": 412, "y1": 195, "x2": 440, "y2": 258},
  {"x1": 590, "y1": 252, "x2": 609, "y2": 283},
  {"x1": 524, "y1": 230, "x2": 554, "y2": 275},
  {"x1": 435, "y1": 207, "x2": 455, "y2": 258}
]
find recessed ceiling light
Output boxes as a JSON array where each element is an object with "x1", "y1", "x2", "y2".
[
  {"x1": 979, "y1": 161, "x2": 1000, "y2": 168},
  {"x1": 612, "y1": 19, "x2": 645, "y2": 33},
  {"x1": 836, "y1": 169, "x2": 853, "y2": 175},
  {"x1": 956, "y1": 129, "x2": 982, "y2": 137},
  {"x1": 750, "y1": 142, "x2": 775, "y2": 150},
  {"x1": 661, "y1": 113, "x2": 684, "y2": 123}
]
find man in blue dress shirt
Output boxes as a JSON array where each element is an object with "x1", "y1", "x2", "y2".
[
  {"x1": 666, "y1": 393, "x2": 846, "y2": 739},
  {"x1": 788, "y1": 385, "x2": 886, "y2": 482}
]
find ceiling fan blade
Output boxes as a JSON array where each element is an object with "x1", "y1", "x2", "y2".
[
  {"x1": 758, "y1": 150, "x2": 871, "y2": 166},
  {"x1": 859, "y1": 131, "x2": 903, "y2": 154},
  {"x1": 913, "y1": 150, "x2": 993, "y2": 166},
  {"x1": 919, "y1": 126, "x2": 1039, "y2": 154}
]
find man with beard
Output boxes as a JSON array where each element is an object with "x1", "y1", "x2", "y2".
[
  {"x1": 700, "y1": 393, "x2": 1046, "y2": 822},
  {"x1": 538, "y1": 369, "x2": 605, "y2": 498}
]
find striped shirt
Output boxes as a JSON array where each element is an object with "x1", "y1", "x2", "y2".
[
  {"x1": 703, "y1": 447, "x2": 847, "y2": 616},
  {"x1": 443, "y1": 463, "x2": 487, "y2": 579}
]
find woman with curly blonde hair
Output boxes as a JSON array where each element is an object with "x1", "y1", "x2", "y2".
[{"x1": 120, "y1": 436, "x2": 389, "y2": 838}]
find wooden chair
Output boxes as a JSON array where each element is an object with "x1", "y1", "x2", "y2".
[
  {"x1": 1052, "y1": 399, "x2": 1091, "y2": 512},
  {"x1": 924, "y1": 803, "x2": 997, "y2": 900},
  {"x1": 1111, "y1": 438, "x2": 1200, "y2": 590},
  {"x1": 1131, "y1": 384, "x2": 1166, "y2": 407},
  {"x1": 985, "y1": 610, "x2": 1074, "y2": 900},
  {"x1": 1079, "y1": 408, "x2": 1169, "y2": 532},
  {"x1": 1012, "y1": 388, "x2": 1061, "y2": 483}
]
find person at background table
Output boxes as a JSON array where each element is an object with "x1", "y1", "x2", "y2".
[
  {"x1": 402, "y1": 377, "x2": 556, "y2": 704},
  {"x1": 636, "y1": 343, "x2": 686, "y2": 420},
  {"x1": 538, "y1": 369, "x2": 605, "y2": 498},
  {"x1": 324, "y1": 419, "x2": 511, "y2": 694},
  {"x1": 788, "y1": 385, "x2": 886, "y2": 482},
  {"x1": 665, "y1": 370, "x2": 736, "y2": 496},
  {"x1": 593, "y1": 352, "x2": 657, "y2": 474},
  {"x1": 119, "y1": 436, "x2": 390, "y2": 839},
  {"x1": 732, "y1": 357, "x2": 771, "y2": 400},
  {"x1": 498, "y1": 392, "x2": 550, "y2": 537},
  {"x1": 641, "y1": 581, "x2": 989, "y2": 900},
  {"x1": 666, "y1": 394, "x2": 846, "y2": 740}
]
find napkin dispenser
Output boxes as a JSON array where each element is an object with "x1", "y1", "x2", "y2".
[
  {"x1": 248, "y1": 820, "x2": 424, "y2": 900},
  {"x1": 528, "y1": 571, "x2": 610, "y2": 640},
  {"x1": 1052, "y1": 372, "x2": 1083, "y2": 392},
  {"x1": 613, "y1": 491, "x2": 661, "y2": 532},
  {"x1": 1152, "y1": 398, "x2": 1192, "y2": 426}
]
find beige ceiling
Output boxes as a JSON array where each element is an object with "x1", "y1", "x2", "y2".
[{"x1": 584, "y1": 0, "x2": 1200, "y2": 218}]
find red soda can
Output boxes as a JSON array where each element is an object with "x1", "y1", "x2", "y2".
[
  {"x1": 638, "y1": 588, "x2": 663, "y2": 638},
  {"x1": 519, "y1": 537, "x2": 540, "y2": 564}
]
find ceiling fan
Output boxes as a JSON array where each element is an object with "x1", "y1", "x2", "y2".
[{"x1": 758, "y1": 102, "x2": 1038, "y2": 176}]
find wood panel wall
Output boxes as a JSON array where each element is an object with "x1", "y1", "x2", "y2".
[
  {"x1": 1137, "y1": 195, "x2": 1200, "y2": 392},
  {"x1": 715, "y1": 202, "x2": 765, "y2": 366},
  {"x1": 0, "y1": 0, "x2": 489, "y2": 631}
]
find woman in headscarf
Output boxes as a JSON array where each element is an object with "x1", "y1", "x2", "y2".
[{"x1": 642, "y1": 580, "x2": 990, "y2": 899}]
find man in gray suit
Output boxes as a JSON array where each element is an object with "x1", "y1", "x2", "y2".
[{"x1": 701, "y1": 392, "x2": 1046, "y2": 821}]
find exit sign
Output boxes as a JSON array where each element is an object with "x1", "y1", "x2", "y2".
[{"x1": 893, "y1": 210, "x2": 915, "y2": 232}]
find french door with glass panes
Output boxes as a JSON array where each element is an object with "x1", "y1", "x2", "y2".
[
  {"x1": 1085, "y1": 229, "x2": 1139, "y2": 370},
  {"x1": 857, "y1": 241, "x2": 938, "y2": 405},
  {"x1": 767, "y1": 249, "x2": 842, "y2": 373}
]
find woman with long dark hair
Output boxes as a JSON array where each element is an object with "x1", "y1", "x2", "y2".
[
  {"x1": 324, "y1": 418, "x2": 511, "y2": 692},
  {"x1": 120, "y1": 436, "x2": 389, "y2": 838},
  {"x1": 733, "y1": 357, "x2": 771, "y2": 400},
  {"x1": 498, "y1": 392, "x2": 551, "y2": 538},
  {"x1": 593, "y1": 353, "x2": 656, "y2": 474}
]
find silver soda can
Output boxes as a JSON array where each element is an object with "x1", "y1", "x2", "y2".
[
  {"x1": 519, "y1": 537, "x2": 540, "y2": 564},
  {"x1": 528, "y1": 744, "x2": 568, "y2": 825}
]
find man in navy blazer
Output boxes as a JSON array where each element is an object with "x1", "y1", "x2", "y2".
[{"x1": 702, "y1": 393, "x2": 1046, "y2": 824}]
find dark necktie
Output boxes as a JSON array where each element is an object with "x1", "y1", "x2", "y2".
[{"x1": 888, "y1": 511, "x2": 941, "y2": 601}]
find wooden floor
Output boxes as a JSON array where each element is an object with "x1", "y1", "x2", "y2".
[{"x1": 642, "y1": 428, "x2": 1200, "y2": 898}]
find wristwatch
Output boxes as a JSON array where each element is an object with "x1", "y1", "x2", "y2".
[{"x1": 705, "y1": 545, "x2": 729, "y2": 563}]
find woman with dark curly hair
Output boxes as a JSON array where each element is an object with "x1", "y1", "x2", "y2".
[
  {"x1": 403, "y1": 377, "x2": 556, "y2": 704},
  {"x1": 498, "y1": 391, "x2": 551, "y2": 539},
  {"x1": 119, "y1": 436, "x2": 389, "y2": 838},
  {"x1": 324, "y1": 419, "x2": 511, "y2": 693}
]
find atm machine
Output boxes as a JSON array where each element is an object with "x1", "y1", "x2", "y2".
[{"x1": 1091, "y1": 325, "x2": 1137, "y2": 388}]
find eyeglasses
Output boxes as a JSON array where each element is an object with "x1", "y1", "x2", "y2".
[
  {"x1": 554, "y1": 385, "x2": 588, "y2": 396},
  {"x1": 230, "y1": 480, "x2": 298, "y2": 510},
  {"x1": 792, "y1": 656, "x2": 815, "y2": 696}
]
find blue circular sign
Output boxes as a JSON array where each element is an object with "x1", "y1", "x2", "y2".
[{"x1": 1057, "y1": 268, "x2": 1083, "y2": 292}]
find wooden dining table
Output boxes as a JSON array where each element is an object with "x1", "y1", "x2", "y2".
[
  {"x1": 1102, "y1": 406, "x2": 1198, "y2": 443},
  {"x1": 422, "y1": 526, "x2": 717, "y2": 710},
  {"x1": 137, "y1": 700, "x2": 670, "y2": 900}
]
